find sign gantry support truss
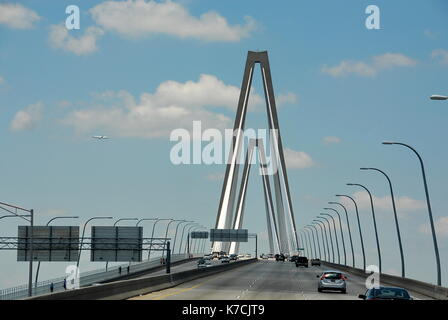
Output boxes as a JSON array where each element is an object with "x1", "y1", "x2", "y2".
[{"x1": 212, "y1": 51, "x2": 300, "y2": 255}]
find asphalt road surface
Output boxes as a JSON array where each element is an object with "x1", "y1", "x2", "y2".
[{"x1": 130, "y1": 259, "x2": 432, "y2": 300}]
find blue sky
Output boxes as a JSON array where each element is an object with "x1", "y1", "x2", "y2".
[{"x1": 0, "y1": 0, "x2": 447, "y2": 288}]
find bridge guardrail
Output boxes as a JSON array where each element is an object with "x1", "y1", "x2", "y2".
[
  {"x1": 0, "y1": 253, "x2": 193, "y2": 300},
  {"x1": 321, "y1": 261, "x2": 448, "y2": 300},
  {"x1": 27, "y1": 258, "x2": 258, "y2": 300}
]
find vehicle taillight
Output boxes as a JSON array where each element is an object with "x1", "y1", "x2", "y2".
[{"x1": 320, "y1": 276, "x2": 325, "y2": 280}]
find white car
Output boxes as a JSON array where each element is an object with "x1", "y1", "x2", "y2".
[{"x1": 221, "y1": 256, "x2": 231, "y2": 263}]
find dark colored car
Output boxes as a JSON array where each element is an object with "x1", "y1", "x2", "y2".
[
  {"x1": 311, "y1": 258, "x2": 321, "y2": 266},
  {"x1": 275, "y1": 254, "x2": 286, "y2": 261},
  {"x1": 289, "y1": 255, "x2": 299, "y2": 262},
  {"x1": 295, "y1": 256, "x2": 309, "y2": 268},
  {"x1": 359, "y1": 287, "x2": 412, "y2": 300}
]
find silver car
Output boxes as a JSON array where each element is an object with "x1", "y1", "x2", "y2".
[{"x1": 317, "y1": 271, "x2": 347, "y2": 293}]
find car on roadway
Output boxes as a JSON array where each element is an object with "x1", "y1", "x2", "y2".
[
  {"x1": 245, "y1": 253, "x2": 251, "y2": 258},
  {"x1": 295, "y1": 256, "x2": 309, "y2": 268},
  {"x1": 267, "y1": 253, "x2": 275, "y2": 259},
  {"x1": 311, "y1": 258, "x2": 321, "y2": 266},
  {"x1": 289, "y1": 255, "x2": 299, "y2": 262},
  {"x1": 203, "y1": 254, "x2": 213, "y2": 260},
  {"x1": 317, "y1": 271, "x2": 347, "y2": 293},
  {"x1": 229, "y1": 254, "x2": 238, "y2": 261},
  {"x1": 358, "y1": 287, "x2": 413, "y2": 300},
  {"x1": 275, "y1": 254, "x2": 286, "y2": 262},
  {"x1": 221, "y1": 256, "x2": 231, "y2": 263},
  {"x1": 197, "y1": 258, "x2": 212, "y2": 268}
]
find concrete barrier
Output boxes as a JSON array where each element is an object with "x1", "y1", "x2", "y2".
[
  {"x1": 322, "y1": 261, "x2": 448, "y2": 300},
  {"x1": 28, "y1": 258, "x2": 258, "y2": 300}
]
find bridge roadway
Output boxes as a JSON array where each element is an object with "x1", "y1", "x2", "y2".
[{"x1": 129, "y1": 259, "x2": 433, "y2": 300}]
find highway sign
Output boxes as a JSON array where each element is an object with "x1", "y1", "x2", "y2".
[
  {"x1": 210, "y1": 229, "x2": 248, "y2": 242},
  {"x1": 90, "y1": 226, "x2": 143, "y2": 262},
  {"x1": 17, "y1": 226, "x2": 79, "y2": 261},
  {"x1": 191, "y1": 231, "x2": 208, "y2": 239}
]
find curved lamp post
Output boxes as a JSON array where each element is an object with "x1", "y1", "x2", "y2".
[
  {"x1": 313, "y1": 220, "x2": 330, "y2": 262},
  {"x1": 347, "y1": 183, "x2": 382, "y2": 274},
  {"x1": 35, "y1": 216, "x2": 79, "y2": 287},
  {"x1": 106, "y1": 218, "x2": 138, "y2": 270},
  {"x1": 301, "y1": 229, "x2": 312, "y2": 258},
  {"x1": 148, "y1": 218, "x2": 172, "y2": 260},
  {"x1": 304, "y1": 227, "x2": 317, "y2": 259},
  {"x1": 317, "y1": 216, "x2": 335, "y2": 263},
  {"x1": 361, "y1": 167, "x2": 405, "y2": 277},
  {"x1": 178, "y1": 222, "x2": 197, "y2": 254},
  {"x1": 172, "y1": 220, "x2": 192, "y2": 253},
  {"x1": 307, "y1": 224, "x2": 322, "y2": 260},
  {"x1": 162, "y1": 220, "x2": 185, "y2": 259},
  {"x1": 321, "y1": 213, "x2": 340, "y2": 265},
  {"x1": 330, "y1": 201, "x2": 355, "y2": 268},
  {"x1": 185, "y1": 224, "x2": 199, "y2": 255},
  {"x1": 324, "y1": 207, "x2": 346, "y2": 266},
  {"x1": 77, "y1": 216, "x2": 113, "y2": 269},
  {"x1": 336, "y1": 195, "x2": 366, "y2": 271},
  {"x1": 312, "y1": 222, "x2": 327, "y2": 261},
  {"x1": 383, "y1": 141, "x2": 441, "y2": 286}
]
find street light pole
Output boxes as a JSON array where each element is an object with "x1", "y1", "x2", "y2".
[
  {"x1": 308, "y1": 225, "x2": 322, "y2": 260},
  {"x1": 172, "y1": 220, "x2": 192, "y2": 253},
  {"x1": 361, "y1": 167, "x2": 405, "y2": 277},
  {"x1": 147, "y1": 218, "x2": 172, "y2": 261},
  {"x1": 312, "y1": 222, "x2": 327, "y2": 261},
  {"x1": 106, "y1": 218, "x2": 138, "y2": 270},
  {"x1": 300, "y1": 230, "x2": 311, "y2": 258},
  {"x1": 314, "y1": 220, "x2": 330, "y2": 262},
  {"x1": 336, "y1": 195, "x2": 366, "y2": 271},
  {"x1": 347, "y1": 183, "x2": 382, "y2": 274},
  {"x1": 330, "y1": 201, "x2": 355, "y2": 268},
  {"x1": 317, "y1": 217, "x2": 335, "y2": 263},
  {"x1": 35, "y1": 216, "x2": 79, "y2": 288},
  {"x1": 383, "y1": 141, "x2": 441, "y2": 285},
  {"x1": 324, "y1": 207, "x2": 346, "y2": 266},
  {"x1": 305, "y1": 227, "x2": 317, "y2": 259},
  {"x1": 178, "y1": 222, "x2": 196, "y2": 254},
  {"x1": 321, "y1": 213, "x2": 340, "y2": 265},
  {"x1": 77, "y1": 216, "x2": 113, "y2": 270}
]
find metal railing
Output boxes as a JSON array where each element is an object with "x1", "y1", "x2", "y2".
[{"x1": 0, "y1": 253, "x2": 191, "y2": 300}]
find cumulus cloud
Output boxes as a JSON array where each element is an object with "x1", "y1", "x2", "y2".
[
  {"x1": 89, "y1": 0, "x2": 255, "y2": 42},
  {"x1": 62, "y1": 75, "x2": 240, "y2": 138},
  {"x1": 323, "y1": 136, "x2": 342, "y2": 145},
  {"x1": 341, "y1": 191, "x2": 426, "y2": 217},
  {"x1": 0, "y1": 3, "x2": 40, "y2": 29},
  {"x1": 432, "y1": 49, "x2": 448, "y2": 65},
  {"x1": 276, "y1": 92, "x2": 298, "y2": 106},
  {"x1": 322, "y1": 53, "x2": 417, "y2": 78},
  {"x1": 284, "y1": 148, "x2": 315, "y2": 169},
  {"x1": 10, "y1": 102, "x2": 43, "y2": 132},
  {"x1": 49, "y1": 25, "x2": 104, "y2": 55},
  {"x1": 419, "y1": 216, "x2": 448, "y2": 237}
]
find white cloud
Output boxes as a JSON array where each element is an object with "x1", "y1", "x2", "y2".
[
  {"x1": 432, "y1": 49, "x2": 448, "y2": 65},
  {"x1": 341, "y1": 191, "x2": 425, "y2": 217},
  {"x1": 49, "y1": 25, "x2": 104, "y2": 55},
  {"x1": 419, "y1": 216, "x2": 448, "y2": 237},
  {"x1": 89, "y1": 0, "x2": 255, "y2": 42},
  {"x1": 322, "y1": 53, "x2": 417, "y2": 78},
  {"x1": 284, "y1": 148, "x2": 315, "y2": 169},
  {"x1": 323, "y1": 136, "x2": 342, "y2": 145},
  {"x1": 10, "y1": 102, "x2": 43, "y2": 132},
  {"x1": 0, "y1": 3, "x2": 40, "y2": 29},
  {"x1": 276, "y1": 92, "x2": 298, "y2": 106},
  {"x1": 62, "y1": 75, "x2": 238, "y2": 138}
]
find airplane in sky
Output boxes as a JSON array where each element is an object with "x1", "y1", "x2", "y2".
[{"x1": 92, "y1": 135, "x2": 109, "y2": 140}]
